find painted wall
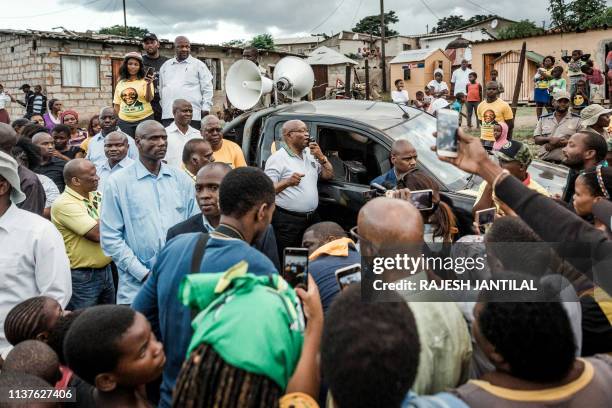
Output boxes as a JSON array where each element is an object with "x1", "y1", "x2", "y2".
[{"x1": 389, "y1": 49, "x2": 452, "y2": 100}]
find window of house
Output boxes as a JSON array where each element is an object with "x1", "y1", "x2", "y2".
[
  {"x1": 202, "y1": 58, "x2": 223, "y2": 90},
  {"x1": 403, "y1": 43, "x2": 412, "y2": 51},
  {"x1": 61, "y1": 55, "x2": 99, "y2": 87}
]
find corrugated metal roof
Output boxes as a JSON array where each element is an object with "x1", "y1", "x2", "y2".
[
  {"x1": 389, "y1": 48, "x2": 440, "y2": 64},
  {"x1": 274, "y1": 36, "x2": 324, "y2": 45},
  {"x1": 305, "y1": 46, "x2": 357, "y2": 65}
]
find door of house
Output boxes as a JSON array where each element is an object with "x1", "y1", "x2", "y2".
[
  {"x1": 483, "y1": 53, "x2": 500, "y2": 83},
  {"x1": 111, "y1": 58, "x2": 123, "y2": 98},
  {"x1": 312, "y1": 65, "x2": 328, "y2": 100}
]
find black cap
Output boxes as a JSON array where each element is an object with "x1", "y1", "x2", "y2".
[
  {"x1": 592, "y1": 200, "x2": 612, "y2": 232},
  {"x1": 19, "y1": 83, "x2": 30, "y2": 90},
  {"x1": 142, "y1": 33, "x2": 158, "y2": 42}
]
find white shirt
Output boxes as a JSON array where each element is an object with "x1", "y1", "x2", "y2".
[
  {"x1": 164, "y1": 122, "x2": 202, "y2": 168},
  {"x1": 86, "y1": 130, "x2": 138, "y2": 170},
  {"x1": 37, "y1": 174, "x2": 60, "y2": 208},
  {"x1": 427, "y1": 98, "x2": 450, "y2": 115},
  {"x1": 159, "y1": 55, "x2": 214, "y2": 121},
  {"x1": 427, "y1": 80, "x2": 449, "y2": 94},
  {"x1": 0, "y1": 93, "x2": 11, "y2": 109},
  {"x1": 451, "y1": 67, "x2": 473, "y2": 95},
  {"x1": 0, "y1": 204, "x2": 71, "y2": 349},
  {"x1": 264, "y1": 145, "x2": 321, "y2": 213},
  {"x1": 391, "y1": 90, "x2": 410, "y2": 103},
  {"x1": 97, "y1": 156, "x2": 134, "y2": 193}
]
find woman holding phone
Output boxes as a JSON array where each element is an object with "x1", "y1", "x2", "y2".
[{"x1": 113, "y1": 52, "x2": 154, "y2": 137}]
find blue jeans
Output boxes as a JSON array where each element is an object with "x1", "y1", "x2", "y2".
[{"x1": 67, "y1": 265, "x2": 116, "y2": 310}]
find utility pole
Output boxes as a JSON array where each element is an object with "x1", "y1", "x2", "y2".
[
  {"x1": 123, "y1": 0, "x2": 128, "y2": 37},
  {"x1": 380, "y1": 0, "x2": 387, "y2": 92}
]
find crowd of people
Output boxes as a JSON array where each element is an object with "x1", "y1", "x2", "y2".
[{"x1": 1, "y1": 30, "x2": 612, "y2": 408}]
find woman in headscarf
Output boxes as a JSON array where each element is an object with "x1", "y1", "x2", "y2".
[
  {"x1": 113, "y1": 52, "x2": 154, "y2": 137},
  {"x1": 492, "y1": 121, "x2": 508, "y2": 151},
  {"x1": 60, "y1": 109, "x2": 88, "y2": 147},
  {"x1": 43, "y1": 98, "x2": 62, "y2": 131},
  {"x1": 426, "y1": 68, "x2": 449, "y2": 98}
]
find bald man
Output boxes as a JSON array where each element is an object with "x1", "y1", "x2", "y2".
[
  {"x1": 51, "y1": 159, "x2": 114, "y2": 309},
  {"x1": 100, "y1": 120, "x2": 198, "y2": 305},
  {"x1": 159, "y1": 36, "x2": 213, "y2": 128},
  {"x1": 32, "y1": 131, "x2": 67, "y2": 192},
  {"x1": 164, "y1": 99, "x2": 201, "y2": 168},
  {"x1": 370, "y1": 139, "x2": 418, "y2": 188},
  {"x1": 85, "y1": 106, "x2": 138, "y2": 170},
  {"x1": 357, "y1": 197, "x2": 472, "y2": 394},
  {"x1": 0, "y1": 122, "x2": 45, "y2": 215},
  {"x1": 265, "y1": 119, "x2": 334, "y2": 259}
]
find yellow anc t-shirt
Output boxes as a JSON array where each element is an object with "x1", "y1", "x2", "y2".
[
  {"x1": 113, "y1": 79, "x2": 154, "y2": 122},
  {"x1": 212, "y1": 139, "x2": 247, "y2": 168}
]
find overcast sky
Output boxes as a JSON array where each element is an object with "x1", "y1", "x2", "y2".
[{"x1": 1, "y1": 0, "x2": 611, "y2": 44}]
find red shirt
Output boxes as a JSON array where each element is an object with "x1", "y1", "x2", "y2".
[{"x1": 466, "y1": 82, "x2": 481, "y2": 102}]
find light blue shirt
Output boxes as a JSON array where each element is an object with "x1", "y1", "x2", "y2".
[
  {"x1": 96, "y1": 156, "x2": 134, "y2": 193},
  {"x1": 100, "y1": 160, "x2": 198, "y2": 304},
  {"x1": 86, "y1": 130, "x2": 139, "y2": 169}
]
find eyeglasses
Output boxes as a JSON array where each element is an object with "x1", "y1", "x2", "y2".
[
  {"x1": 205, "y1": 127, "x2": 223, "y2": 133},
  {"x1": 289, "y1": 129, "x2": 308, "y2": 134}
]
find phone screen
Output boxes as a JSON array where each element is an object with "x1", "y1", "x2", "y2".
[
  {"x1": 477, "y1": 207, "x2": 496, "y2": 227},
  {"x1": 145, "y1": 67, "x2": 155, "y2": 77},
  {"x1": 335, "y1": 263, "x2": 361, "y2": 290},
  {"x1": 283, "y1": 248, "x2": 309, "y2": 289},
  {"x1": 410, "y1": 189, "x2": 434, "y2": 211},
  {"x1": 436, "y1": 109, "x2": 459, "y2": 157}
]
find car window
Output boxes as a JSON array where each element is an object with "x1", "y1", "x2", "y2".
[{"x1": 385, "y1": 113, "x2": 471, "y2": 191}]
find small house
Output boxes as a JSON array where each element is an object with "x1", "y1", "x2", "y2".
[
  {"x1": 492, "y1": 50, "x2": 543, "y2": 102},
  {"x1": 306, "y1": 46, "x2": 358, "y2": 100},
  {"x1": 389, "y1": 48, "x2": 452, "y2": 100}
]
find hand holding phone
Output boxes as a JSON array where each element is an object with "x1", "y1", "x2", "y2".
[
  {"x1": 283, "y1": 247, "x2": 309, "y2": 289},
  {"x1": 410, "y1": 189, "x2": 434, "y2": 211},
  {"x1": 436, "y1": 109, "x2": 459, "y2": 158},
  {"x1": 335, "y1": 263, "x2": 361, "y2": 290},
  {"x1": 145, "y1": 67, "x2": 155, "y2": 82},
  {"x1": 475, "y1": 207, "x2": 496, "y2": 232}
]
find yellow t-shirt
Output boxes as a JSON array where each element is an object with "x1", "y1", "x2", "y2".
[
  {"x1": 212, "y1": 139, "x2": 247, "y2": 168},
  {"x1": 51, "y1": 187, "x2": 111, "y2": 269},
  {"x1": 480, "y1": 121, "x2": 496, "y2": 142},
  {"x1": 477, "y1": 99, "x2": 514, "y2": 123},
  {"x1": 80, "y1": 136, "x2": 92, "y2": 153},
  {"x1": 113, "y1": 79, "x2": 154, "y2": 122}
]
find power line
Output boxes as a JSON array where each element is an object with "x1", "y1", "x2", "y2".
[
  {"x1": 418, "y1": 0, "x2": 440, "y2": 20},
  {"x1": 310, "y1": 0, "x2": 347, "y2": 33},
  {"x1": 0, "y1": 0, "x2": 104, "y2": 19},
  {"x1": 133, "y1": 0, "x2": 172, "y2": 27},
  {"x1": 462, "y1": 0, "x2": 496, "y2": 16},
  {"x1": 351, "y1": 0, "x2": 365, "y2": 28}
]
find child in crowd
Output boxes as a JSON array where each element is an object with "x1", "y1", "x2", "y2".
[
  {"x1": 490, "y1": 69, "x2": 504, "y2": 95},
  {"x1": 466, "y1": 72, "x2": 482, "y2": 128},
  {"x1": 565, "y1": 49, "x2": 588, "y2": 94},
  {"x1": 534, "y1": 56, "x2": 555, "y2": 118},
  {"x1": 480, "y1": 109, "x2": 497, "y2": 151},
  {"x1": 413, "y1": 90, "x2": 426, "y2": 110},
  {"x1": 3, "y1": 296, "x2": 63, "y2": 347},
  {"x1": 2, "y1": 340, "x2": 61, "y2": 386},
  {"x1": 548, "y1": 65, "x2": 567, "y2": 97},
  {"x1": 427, "y1": 69, "x2": 449, "y2": 97},
  {"x1": 424, "y1": 85, "x2": 434, "y2": 105},
  {"x1": 492, "y1": 121, "x2": 509, "y2": 151},
  {"x1": 582, "y1": 61, "x2": 605, "y2": 104},
  {"x1": 450, "y1": 93, "x2": 465, "y2": 125},
  {"x1": 391, "y1": 79, "x2": 410, "y2": 104},
  {"x1": 64, "y1": 306, "x2": 165, "y2": 408},
  {"x1": 572, "y1": 79, "x2": 590, "y2": 113},
  {"x1": 51, "y1": 124, "x2": 85, "y2": 161}
]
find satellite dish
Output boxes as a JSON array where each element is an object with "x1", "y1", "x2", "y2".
[
  {"x1": 490, "y1": 19, "x2": 499, "y2": 29},
  {"x1": 226, "y1": 60, "x2": 274, "y2": 110},
  {"x1": 273, "y1": 56, "x2": 315, "y2": 101}
]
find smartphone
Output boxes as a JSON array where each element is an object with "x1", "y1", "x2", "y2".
[
  {"x1": 436, "y1": 109, "x2": 459, "y2": 158},
  {"x1": 283, "y1": 247, "x2": 309, "y2": 289},
  {"x1": 410, "y1": 189, "x2": 434, "y2": 211},
  {"x1": 145, "y1": 67, "x2": 155, "y2": 77},
  {"x1": 476, "y1": 207, "x2": 496, "y2": 227},
  {"x1": 335, "y1": 263, "x2": 361, "y2": 290}
]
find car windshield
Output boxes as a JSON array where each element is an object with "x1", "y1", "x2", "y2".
[{"x1": 384, "y1": 112, "x2": 471, "y2": 191}]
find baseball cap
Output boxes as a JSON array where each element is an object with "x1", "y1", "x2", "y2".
[
  {"x1": 580, "y1": 104, "x2": 612, "y2": 127},
  {"x1": 553, "y1": 90, "x2": 570, "y2": 101},
  {"x1": 0, "y1": 151, "x2": 26, "y2": 204},
  {"x1": 142, "y1": 32, "x2": 158, "y2": 42},
  {"x1": 495, "y1": 140, "x2": 533, "y2": 167},
  {"x1": 592, "y1": 199, "x2": 612, "y2": 232},
  {"x1": 179, "y1": 261, "x2": 304, "y2": 389}
]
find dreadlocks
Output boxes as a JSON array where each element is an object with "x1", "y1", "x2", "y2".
[
  {"x1": 173, "y1": 343, "x2": 282, "y2": 408},
  {"x1": 4, "y1": 296, "x2": 58, "y2": 346}
]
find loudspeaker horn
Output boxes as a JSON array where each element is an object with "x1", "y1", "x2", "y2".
[
  {"x1": 273, "y1": 56, "x2": 314, "y2": 101},
  {"x1": 226, "y1": 60, "x2": 274, "y2": 110}
]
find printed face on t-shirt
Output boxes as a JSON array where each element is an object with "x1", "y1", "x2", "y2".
[
  {"x1": 121, "y1": 88, "x2": 138, "y2": 106},
  {"x1": 483, "y1": 110, "x2": 496, "y2": 123}
]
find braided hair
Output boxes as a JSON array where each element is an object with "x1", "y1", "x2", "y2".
[
  {"x1": 4, "y1": 296, "x2": 58, "y2": 346},
  {"x1": 577, "y1": 166, "x2": 612, "y2": 200},
  {"x1": 173, "y1": 343, "x2": 282, "y2": 408}
]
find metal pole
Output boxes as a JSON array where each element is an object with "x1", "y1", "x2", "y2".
[
  {"x1": 365, "y1": 59, "x2": 370, "y2": 100},
  {"x1": 380, "y1": 0, "x2": 387, "y2": 92},
  {"x1": 123, "y1": 0, "x2": 128, "y2": 37},
  {"x1": 345, "y1": 65, "x2": 351, "y2": 98}
]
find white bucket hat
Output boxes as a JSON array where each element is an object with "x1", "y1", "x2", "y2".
[{"x1": 0, "y1": 151, "x2": 26, "y2": 204}]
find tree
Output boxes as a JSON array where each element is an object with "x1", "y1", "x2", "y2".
[
  {"x1": 548, "y1": 0, "x2": 570, "y2": 30},
  {"x1": 98, "y1": 25, "x2": 148, "y2": 38},
  {"x1": 250, "y1": 34, "x2": 274, "y2": 50},
  {"x1": 432, "y1": 15, "x2": 467, "y2": 33},
  {"x1": 352, "y1": 11, "x2": 399, "y2": 36},
  {"x1": 463, "y1": 14, "x2": 495, "y2": 27},
  {"x1": 222, "y1": 39, "x2": 248, "y2": 48},
  {"x1": 570, "y1": 0, "x2": 606, "y2": 29},
  {"x1": 548, "y1": 0, "x2": 607, "y2": 30},
  {"x1": 497, "y1": 20, "x2": 544, "y2": 39},
  {"x1": 582, "y1": 7, "x2": 612, "y2": 29}
]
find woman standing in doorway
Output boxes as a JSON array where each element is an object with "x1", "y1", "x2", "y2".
[{"x1": 113, "y1": 52, "x2": 154, "y2": 137}]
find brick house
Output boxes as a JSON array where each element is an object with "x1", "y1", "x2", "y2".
[{"x1": 0, "y1": 29, "x2": 296, "y2": 123}]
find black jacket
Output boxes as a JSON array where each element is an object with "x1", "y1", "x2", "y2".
[{"x1": 166, "y1": 214, "x2": 281, "y2": 272}]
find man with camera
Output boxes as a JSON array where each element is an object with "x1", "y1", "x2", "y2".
[{"x1": 264, "y1": 120, "x2": 334, "y2": 260}]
